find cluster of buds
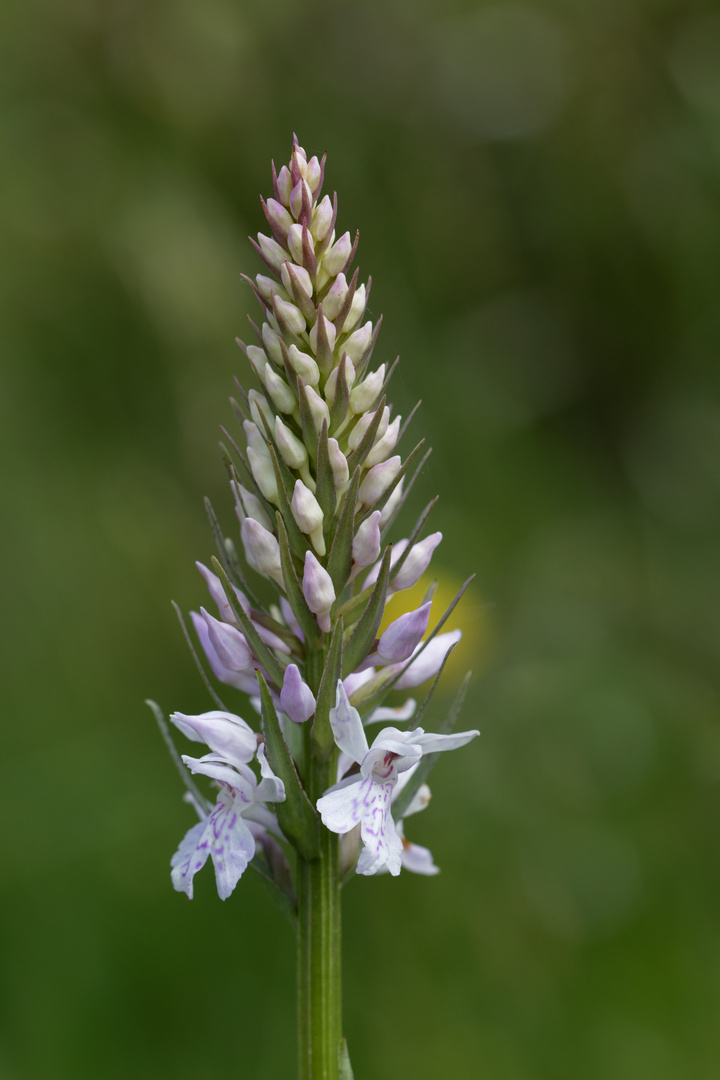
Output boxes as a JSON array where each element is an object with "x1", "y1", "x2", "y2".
[{"x1": 158, "y1": 137, "x2": 478, "y2": 904}]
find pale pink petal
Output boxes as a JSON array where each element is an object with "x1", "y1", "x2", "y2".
[{"x1": 328, "y1": 681, "x2": 369, "y2": 764}]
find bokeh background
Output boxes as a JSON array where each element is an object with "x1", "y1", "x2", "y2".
[{"x1": 2, "y1": 0, "x2": 720, "y2": 1077}]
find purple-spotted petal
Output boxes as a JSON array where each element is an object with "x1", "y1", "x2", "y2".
[{"x1": 171, "y1": 787, "x2": 257, "y2": 900}]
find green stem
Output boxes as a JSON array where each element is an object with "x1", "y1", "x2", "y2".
[{"x1": 297, "y1": 758, "x2": 342, "y2": 1080}]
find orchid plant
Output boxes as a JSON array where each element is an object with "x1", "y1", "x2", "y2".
[{"x1": 149, "y1": 137, "x2": 479, "y2": 1080}]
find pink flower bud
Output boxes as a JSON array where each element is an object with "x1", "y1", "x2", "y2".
[
  {"x1": 303, "y1": 551, "x2": 336, "y2": 633},
  {"x1": 348, "y1": 405, "x2": 389, "y2": 452},
  {"x1": 280, "y1": 663, "x2": 316, "y2": 724},
  {"x1": 305, "y1": 385, "x2": 331, "y2": 432},
  {"x1": 241, "y1": 518, "x2": 283, "y2": 586},
  {"x1": 323, "y1": 357, "x2": 355, "y2": 406},
  {"x1": 380, "y1": 477, "x2": 403, "y2": 526},
  {"x1": 365, "y1": 415, "x2": 401, "y2": 468},
  {"x1": 323, "y1": 231, "x2": 352, "y2": 276},
  {"x1": 191, "y1": 612, "x2": 259, "y2": 694},
  {"x1": 363, "y1": 539, "x2": 407, "y2": 589},
  {"x1": 275, "y1": 417, "x2": 308, "y2": 470},
  {"x1": 292, "y1": 479, "x2": 324, "y2": 535},
  {"x1": 306, "y1": 155, "x2": 322, "y2": 193},
  {"x1": 358, "y1": 455, "x2": 401, "y2": 506},
  {"x1": 266, "y1": 197, "x2": 293, "y2": 235},
  {"x1": 343, "y1": 283, "x2": 367, "y2": 333},
  {"x1": 352, "y1": 511, "x2": 381, "y2": 567},
  {"x1": 287, "y1": 224, "x2": 304, "y2": 263},
  {"x1": 391, "y1": 532, "x2": 442, "y2": 591},
  {"x1": 290, "y1": 179, "x2": 313, "y2": 219},
  {"x1": 281, "y1": 261, "x2": 313, "y2": 298},
  {"x1": 274, "y1": 296, "x2": 306, "y2": 336},
  {"x1": 322, "y1": 273, "x2": 348, "y2": 320},
  {"x1": 393, "y1": 630, "x2": 462, "y2": 689},
  {"x1": 377, "y1": 602, "x2": 432, "y2": 664},
  {"x1": 196, "y1": 560, "x2": 250, "y2": 623},
  {"x1": 277, "y1": 165, "x2": 293, "y2": 206},
  {"x1": 342, "y1": 320, "x2": 372, "y2": 364},
  {"x1": 201, "y1": 607, "x2": 254, "y2": 673}
]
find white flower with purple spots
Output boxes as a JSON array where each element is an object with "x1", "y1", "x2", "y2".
[
  {"x1": 171, "y1": 732, "x2": 285, "y2": 900},
  {"x1": 316, "y1": 681, "x2": 479, "y2": 876}
]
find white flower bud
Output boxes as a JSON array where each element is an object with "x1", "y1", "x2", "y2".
[
  {"x1": 248, "y1": 389, "x2": 273, "y2": 433},
  {"x1": 391, "y1": 532, "x2": 443, "y2": 591},
  {"x1": 243, "y1": 420, "x2": 266, "y2": 455},
  {"x1": 322, "y1": 231, "x2": 352, "y2": 276},
  {"x1": 290, "y1": 179, "x2": 313, "y2": 219},
  {"x1": 303, "y1": 551, "x2": 336, "y2": 633},
  {"x1": 287, "y1": 224, "x2": 304, "y2": 264},
  {"x1": 292, "y1": 144, "x2": 307, "y2": 175},
  {"x1": 348, "y1": 405, "x2": 389, "y2": 452},
  {"x1": 365, "y1": 415, "x2": 401, "y2": 468},
  {"x1": 349, "y1": 364, "x2": 385, "y2": 414},
  {"x1": 310, "y1": 195, "x2": 333, "y2": 241},
  {"x1": 287, "y1": 344, "x2": 320, "y2": 387},
  {"x1": 248, "y1": 447, "x2": 278, "y2": 503},
  {"x1": 264, "y1": 363, "x2": 295, "y2": 414},
  {"x1": 275, "y1": 416, "x2": 308, "y2": 470},
  {"x1": 342, "y1": 320, "x2": 373, "y2": 364},
  {"x1": 281, "y1": 262, "x2": 313, "y2": 299},
  {"x1": 277, "y1": 165, "x2": 293, "y2": 206},
  {"x1": 232, "y1": 481, "x2": 273, "y2": 533},
  {"x1": 323, "y1": 357, "x2": 356, "y2": 406},
  {"x1": 343, "y1": 283, "x2": 366, "y2": 333},
  {"x1": 358, "y1": 455, "x2": 401, "y2": 506},
  {"x1": 258, "y1": 233, "x2": 288, "y2": 271},
  {"x1": 352, "y1": 510, "x2": 381, "y2": 567},
  {"x1": 265, "y1": 198, "x2": 293, "y2": 234},
  {"x1": 292, "y1": 479, "x2": 324, "y2": 535},
  {"x1": 327, "y1": 438, "x2": 349, "y2": 489},
  {"x1": 322, "y1": 273, "x2": 348, "y2": 321},
  {"x1": 247, "y1": 344, "x2": 269, "y2": 371},
  {"x1": 305, "y1": 385, "x2": 331, "y2": 433},
  {"x1": 309, "y1": 311, "x2": 337, "y2": 356},
  {"x1": 241, "y1": 518, "x2": 284, "y2": 587},
  {"x1": 256, "y1": 275, "x2": 289, "y2": 303},
  {"x1": 262, "y1": 322, "x2": 283, "y2": 364},
  {"x1": 306, "y1": 155, "x2": 322, "y2": 193},
  {"x1": 274, "y1": 296, "x2": 306, "y2": 336}
]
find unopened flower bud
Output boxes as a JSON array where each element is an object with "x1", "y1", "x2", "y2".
[
  {"x1": 392, "y1": 532, "x2": 442, "y2": 591},
  {"x1": 280, "y1": 663, "x2": 316, "y2": 724},
  {"x1": 365, "y1": 415, "x2": 401, "y2": 468},
  {"x1": 322, "y1": 273, "x2": 348, "y2": 320},
  {"x1": 232, "y1": 482, "x2": 273, "y2": 533},
  {"x1": 262, "y1": 322, "x2": 283, "y2": 365},
  {"x1": 287, "y1": 224, "x2": 304, "y2": 264},
  {"x1": 309, "y1": 311, "x2": 337, "y2": 356},
  {"x1": 349, "y1": 364, "x2": 385, "y2": 414},
  {"x1": 323, "y1": 231, "x2": 352, "y2": 276},
  {"x1": 358, "y1": 455, "x2": 401, "y2": 506},
  {"x1": 248, "y1": 447, "x2": 279, "y2": 503},
  {"x1": 352, "y1": 510, "x2": 381, "y2": 567},
  {"x1": 343, "y1": 283, "x2": 367, "y2": 333},
  {"x1": 324, "y1": 357, "x2": 355, "y2": 406},
  {"x1": 248, "y1": 389, "x2": 273, "y2": 433},
  {"x1": 287, "y1": 345, "x2": 320, "y2": 387},
  {"x1": 264, "y1": 363, "x2": 295, "y2": 413},
  {"x1": 265, "y1": 197, "x2": 293, "y2": 235},
  {"x1": 243, "y1": 420, "x2": 267, "y2": 455},
  {"x1": 342, "y1": 320, "x2": 372, "y2": 364},
  {"x1": 303, "y1": 551, "x2": 336, "y2": 633},
  {"x1": 310, "y1": 195, "x2": 333, "y2": 241},
  {"x1": 277, "y1": 165, "x2": 293, "y2": 205},
  {"x1": 275, "y1": 416, "x2": 308, "y2": 471},
  {"x1": 255, "y1": 275, "x2": 288, "y2": 304},
  {"x1": 274, "y1": 296, "x2": 306, "y2": 336},
  {"x1": 292, "y1": 479, "x2": 324, "y2": 535},
  {"x1": 247, "y1": 344, "x2": 269, "y2": 371},
  {"x1": 201, "y1": 607, "x2": 254, "y2": 672},
  {"x1": 327, "y1": 438, "x2": 349, "y2": 489},
  {"x1": 196, "y1": 560, "x2": 250, "y2": 622},
  {"x1": 377, "y1": 602, "x2": 432, "y2": 664},
  {"x1": 305, "y1": 385, "x2": 331, "y2": 432},
  {"x1": 306, "y1": 155, "x2": 322, "y2": 193},
  {"x1": 241, "y1": 518, "x2": 284, "y2": 587},
  {"x1": 281, "y1": 261, "x2": 313, "y2": 299},
  {"x1": 258, "y1": 233, "x2": 288, "y2": 271},
  {"x1": 290, "y1": 179, "x2": 313, "y2": 220}
]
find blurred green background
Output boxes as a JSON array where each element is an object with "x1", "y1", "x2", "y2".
[{"x1": 2, "y1": 0, "x2": 720, "y2": 1077}]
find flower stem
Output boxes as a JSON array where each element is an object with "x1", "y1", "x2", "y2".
[{"x1": 297, "y1": 758, "x2": 342, "y2": 1080}]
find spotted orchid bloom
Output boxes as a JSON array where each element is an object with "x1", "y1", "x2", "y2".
[
  {"x1": 169, "y1": 711, "x2": 286, "y2": 899},
  {"x1": 317, "y1": 682, "x2": 479, "y2": 876}
]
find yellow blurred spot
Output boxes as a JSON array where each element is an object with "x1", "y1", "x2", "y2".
[{"x1": 378, "y1": 572, "x2": 493, "y2": 687}]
